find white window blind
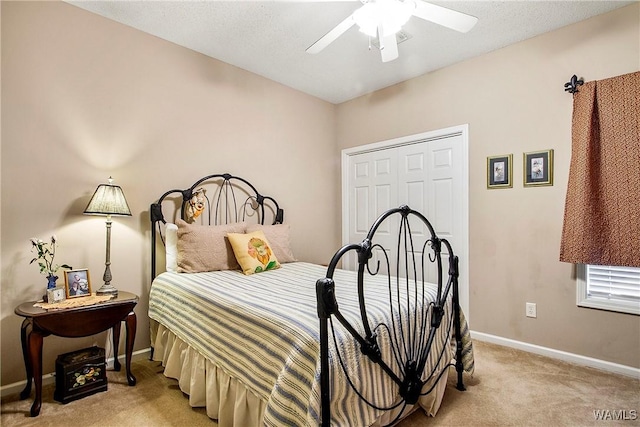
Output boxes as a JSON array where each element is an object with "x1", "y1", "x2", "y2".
[{"x1": 577, "y1": 264, "x2": 640, "y2": 315}]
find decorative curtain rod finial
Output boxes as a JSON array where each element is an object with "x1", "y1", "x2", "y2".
[{"x1": 564, "y1": 75, "x2": 584, "y2": 94}]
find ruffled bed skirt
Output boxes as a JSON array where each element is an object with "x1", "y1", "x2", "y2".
[
  {"x1": 152, "y1": 322, "x2": 265, "y2": 426},
  {"x1": 151, "y1": 321, "x2": 448, "y2": 426}
]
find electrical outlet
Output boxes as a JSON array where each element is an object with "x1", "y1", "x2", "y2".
[{"x1": 526, "y1": 302, "x2": 537, "y2": 318}]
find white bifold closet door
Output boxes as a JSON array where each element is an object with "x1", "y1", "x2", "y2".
[{"x1": 342, "y1": 127, "x2": 468, "y2": 315}]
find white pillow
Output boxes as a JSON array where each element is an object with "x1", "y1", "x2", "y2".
[{"x1": 165, "y1": 223, "x2": 178, "y2": 272}]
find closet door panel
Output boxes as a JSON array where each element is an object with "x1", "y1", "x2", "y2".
[
  {"x1": 348, "y1": 149, "x2": 398, "y2": 271},
  {"x1": 342, "y1": 125, "x2": 469, "y2": 316}
]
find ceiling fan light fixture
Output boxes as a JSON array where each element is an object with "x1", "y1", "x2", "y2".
[{"x1": 353, "y1": 0, "x2": 415, "y2": 38}]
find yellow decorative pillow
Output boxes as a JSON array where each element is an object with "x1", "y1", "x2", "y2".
[{"x1": 227, "y1": 230, "x2": 280, "y2": 275}]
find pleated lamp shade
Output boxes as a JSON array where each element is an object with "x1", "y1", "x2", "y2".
[{"x1": 84, "y1": 178, "x2": 131, "y2": 217}]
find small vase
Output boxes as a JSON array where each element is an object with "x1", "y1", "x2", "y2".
[
  {"x1": 43, "y1": 275, "x2": 59, "y2": 301},
  {"x1": 47, "y1": 275, "x2": 59, "y2": 289}
]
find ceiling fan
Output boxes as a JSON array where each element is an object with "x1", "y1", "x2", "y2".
[{"x1": 305, "y1": 0, "x2": 478, "y2": 63}]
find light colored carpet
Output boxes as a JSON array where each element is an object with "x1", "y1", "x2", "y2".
[{"x1": 2, "y1": 340, "x2": 639, "y2": 426}]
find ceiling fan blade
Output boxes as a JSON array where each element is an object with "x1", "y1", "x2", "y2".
[
  {"x1": 379, "y1": 29, "x2": 399, "y2": 63},
  {"x1": 306, "y1": 14, "x2": 356, "y2": 54},
  {"x1": 412, "y1": 0, "x2": 478, "y2": 33}
]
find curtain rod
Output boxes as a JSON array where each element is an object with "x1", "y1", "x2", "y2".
[{"x1": 564, "y1": 75, "x2": 584, "y2": 94}]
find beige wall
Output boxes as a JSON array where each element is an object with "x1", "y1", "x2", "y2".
[
  {"x1": 1, "y1": 1, "x2": 337, "y2": 386},
  {"x1": 336, "y1": 4, "x2": 640, "y2": 368}
]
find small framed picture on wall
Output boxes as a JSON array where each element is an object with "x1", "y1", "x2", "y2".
[
  {"x1": 524, "y1": 149, "x2": 554, "y2": 187},
  {"x1": 487, "y1": 154, "x2": 513, "y2": 189}
]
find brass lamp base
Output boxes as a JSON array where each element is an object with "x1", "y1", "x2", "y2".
[{"x1": 96, "y1": 284, "x2": 118, "y2": 297}]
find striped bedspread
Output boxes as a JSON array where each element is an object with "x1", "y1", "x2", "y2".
[{"x1": 148, "y1": 262, "x2": 473, "y2": 426}]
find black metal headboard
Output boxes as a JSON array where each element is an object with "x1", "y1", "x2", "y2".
[
  {"x1": 150, "y1": 173, "x2": 284, "y2": 279},
  {"x1": 316, "y1": 205, "x2": 466, "y2": 426}
]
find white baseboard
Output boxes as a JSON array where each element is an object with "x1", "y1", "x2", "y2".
[
  {"x1": 471, "y1": 331, "x2": 640, "y2": 379},
  {"x1": 0, "y1": 348, "x2": 152, "y2": 398}
]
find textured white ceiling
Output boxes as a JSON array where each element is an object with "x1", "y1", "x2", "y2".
[{"x1": 66, "y1": 0, "x2": 634, "y2": 104}]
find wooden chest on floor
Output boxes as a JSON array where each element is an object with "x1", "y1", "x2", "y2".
[{"x1": 54, "y1": 346, "x2": 107, "y2": 403}]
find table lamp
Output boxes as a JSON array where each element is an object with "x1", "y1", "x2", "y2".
[{"x1": 84, "y1": 177, "x2": 131, "y2": 296}]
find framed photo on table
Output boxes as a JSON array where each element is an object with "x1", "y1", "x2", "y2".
[
  {"x1": 524, "y1": 149, "x2": 554, "y2": 187},
  {"x1": 487, "y1": 154, "x2": 513, "y2": 189},
  {"x1": 64, "y1": 269, "x2": 92, "y2": 298}
]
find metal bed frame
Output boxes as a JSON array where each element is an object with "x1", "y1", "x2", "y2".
[
  {"x1": 316, "y1": 205, "x2": 467, "y2": 426},
  {"x1": 148, "y1": 174, "x2": 466, "y2": 425}
]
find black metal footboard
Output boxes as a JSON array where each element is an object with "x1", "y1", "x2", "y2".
[{"x1": 316, "y1": 205, "x2": 466, "y2": 426}]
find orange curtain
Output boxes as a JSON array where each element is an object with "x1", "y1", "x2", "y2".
[{"x1": 560, "y1": 71, "x2": 640, "y2": 267}]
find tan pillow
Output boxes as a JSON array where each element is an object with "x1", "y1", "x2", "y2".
[
  {"x1": 246, "y1": 224, "x2": 296, "y2": 263},
  {"x1": 227, "y1": 230, "x2": 280, "y2": 275},
  {"x1": 176, "y1": 219, "x2": 247, "y2": 273}
]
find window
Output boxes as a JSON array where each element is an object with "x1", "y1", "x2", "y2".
[{"x1": 577, "y1": 264, "x2": 640, "y2": 315}]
